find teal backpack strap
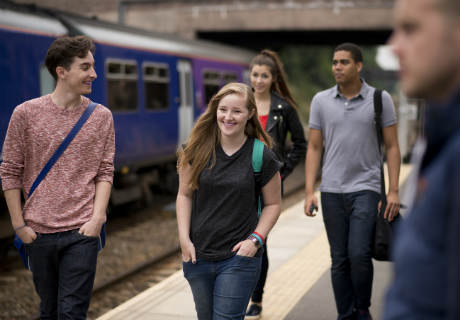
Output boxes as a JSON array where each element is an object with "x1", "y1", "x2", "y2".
[
  {"x1": 252, "y1": 138, "x2": 264, "y2": 173},
  {"x1": 252, "y1": 139, "x2": 264, "y2": 216}
]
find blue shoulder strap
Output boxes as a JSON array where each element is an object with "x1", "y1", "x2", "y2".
[
  {"x1": 252, "y1": 139, "x2": 264, "y2": 216},
  {"x1": 15, "y1": 101, "x2": 99, "y2": 269},
  {"x1": 28, "y1": 101, "x2": 98, "y2": 198}
]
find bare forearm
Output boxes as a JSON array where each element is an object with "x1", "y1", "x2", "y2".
[
  {"x1": 254, "y1": 203, "x2": 281, "y2": 239},
  {"x1": 305, "y1": 148, "x2": 322, "y2": 195},
  {"x1": 256, "y1": 172, "x2": 282, "y2": 238},
  {"x1": 92, "y1": 181, "x2": 111, "y2": 223},
  {"x1": 176, "y1": 194, "x2": 192, "y2": 242},
  {"x1": 4, "y1": 189, "x2": 24, "y2": 228},
  {"x1": 386, "y1": 145, "x2": 401, "y2": 193}
]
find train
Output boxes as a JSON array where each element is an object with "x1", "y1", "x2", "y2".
[{"x1": 0, "y1": 0, "x2": 254, "y2": 246}]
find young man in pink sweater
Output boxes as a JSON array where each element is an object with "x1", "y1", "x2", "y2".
[{"x1": 0, "y1": 35, "x2": 115, "y2": 319}]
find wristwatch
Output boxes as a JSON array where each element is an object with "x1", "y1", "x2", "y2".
[{"x1": 248, "y1": 235, "x2": 261, "y2": 248}]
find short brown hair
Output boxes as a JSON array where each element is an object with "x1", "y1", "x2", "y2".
[{"x1": 45, "y1": 35, "x2": 95, "y2": 80}]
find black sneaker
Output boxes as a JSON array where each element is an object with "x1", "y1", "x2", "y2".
[{"x1": 245, "y1": 303, "x2": 262, "y2": 319}]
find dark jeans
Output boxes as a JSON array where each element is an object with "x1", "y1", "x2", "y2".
[
  {"x1": 25, "y1": 229, "x2": 99, "y2": 320},
  {"x1": 251, "y1": 242, "x2": 268, "y2": 303},
  {"x1": 183, "y1": 254, "x2": 262, "y2": 320},
  {"x1": 251, "y1": 195, "x2": 269, "y2": 304},
  {"x1": 321, "y1": 190, "x2": 380, "y2": 320}
]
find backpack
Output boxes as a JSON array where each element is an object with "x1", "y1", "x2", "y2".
[{"x1": 252, "y1": 138, "x2": 264, "y2": 217}]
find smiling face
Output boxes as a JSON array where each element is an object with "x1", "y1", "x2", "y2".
[
  {"x1": 57, "y1": 51, "x2": 97, "y2": 95},
  {"x1": 216, "y1": 93, "x2": 254, "y2": 140},
  {"x1": 250, "y1": 64, "x2": 274, "y2": 95},
  {"x1": 332, "y1": 50, "x2": 362, "y2": 86}
]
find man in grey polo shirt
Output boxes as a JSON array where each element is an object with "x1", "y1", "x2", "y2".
[{"x1": 304, "y1": 43, "x2": 401, "y2": 320}]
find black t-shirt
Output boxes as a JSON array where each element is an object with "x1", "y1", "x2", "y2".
[{"x1": 191, "y1": 137, "x2": 282, "y2": 261}]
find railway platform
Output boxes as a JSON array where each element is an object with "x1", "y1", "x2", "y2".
[{"x1": 97, "y1": 165, "x2": 412, "y2": 320}]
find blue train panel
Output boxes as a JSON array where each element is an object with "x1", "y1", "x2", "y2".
[
  {"x1": 91, "y1": 43, "x2": 180, "y2": 169},
  {"x1": 0, "y1": 29, "x2": 55, "y2": 148},
  {"x1": 0, "y1": 29, "x2": 181, "y2": 170},
  {"x1": 0, "y1": 5, "x2": 252, "y2": 178}
]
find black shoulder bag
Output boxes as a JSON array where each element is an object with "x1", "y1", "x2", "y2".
[{"x1": 372, "y1": 89, "x2": 401, "y2": 261}]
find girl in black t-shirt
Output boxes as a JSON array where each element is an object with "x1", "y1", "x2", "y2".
[{"x1": 176, "y1": 83, "x2": 282, "y2": 320}]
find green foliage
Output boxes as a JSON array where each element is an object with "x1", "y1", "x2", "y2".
[
  {"x1": 277, "y1": 45, "x2": 396, "y2": 124},
  {"x1": 279, "y1": 46, "x2": 334, "y2": 123}
]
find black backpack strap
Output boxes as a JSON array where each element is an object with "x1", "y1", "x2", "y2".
[
  {"x1": 373, "y1": 89, "x2": 386, "y2": 206},
  {"x1": 374, "y1": 89, "x2": 383, "y2": 147}
]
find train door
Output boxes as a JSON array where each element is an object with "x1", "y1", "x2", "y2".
[{"x1": 177, "y1": 60, "x2": 194, "y2": 144}]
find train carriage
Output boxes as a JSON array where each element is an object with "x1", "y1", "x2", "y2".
[{"x1": 0, "y1": 0, "x2": 253, "y2": 242}]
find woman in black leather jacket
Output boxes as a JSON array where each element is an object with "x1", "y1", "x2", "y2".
[{"x1": 246, "y1": 49, "x2": 307, "y2": 319}]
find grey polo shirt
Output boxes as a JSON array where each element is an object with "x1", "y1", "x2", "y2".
[{"x1": 309, "y1": 81, "x2": 396, "y2": 194}]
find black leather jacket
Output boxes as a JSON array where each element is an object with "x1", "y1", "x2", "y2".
[{"x1": 265, "y1": 91, "x2": 307, "y2": 180}]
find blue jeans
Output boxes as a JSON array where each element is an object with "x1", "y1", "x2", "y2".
[
  {"x1": 321, "y1": 191, "x2": 380, "y2": 320},
  {"x1": 25, "y1": 229, "x2": 99, "y2": 320},
  {"x1": 183, "y1": 254, "x2": 262, "y2": 320}
]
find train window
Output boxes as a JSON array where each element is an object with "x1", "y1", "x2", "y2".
[
  {"x1": 106, "y1": 60, "x2": 138, "y2": 111},
  {"x1": 125, "y1": 64, "x2": 137, "y2": 75},
  {"x1": 40, "y1": 64, "x2": 55, "y2": 96},
  {"x1": 143, "y1": 63, "x2": 169, "y2": 110},
  {"x1": 222, "y1": 72, "x2": 238, "y2": 84},
  {"x1": 203, "y1": 70, "x2": 221, "y2": 104},
  {"x1": 108, "y1": 63, "x2": 121, "y2": 74}
]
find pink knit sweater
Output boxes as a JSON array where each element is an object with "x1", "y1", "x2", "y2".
[{"x1": 0, "y1": 95, "x2": 115, "y2": 233}]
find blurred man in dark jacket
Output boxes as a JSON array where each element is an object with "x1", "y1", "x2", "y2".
[{"x1": 384, "y1": 0, "x2": 459, "y2": 319}]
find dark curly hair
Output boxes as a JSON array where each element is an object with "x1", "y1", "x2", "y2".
[{"x1": 45, "y1": 35, "x2": 95, "y2": 81}]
